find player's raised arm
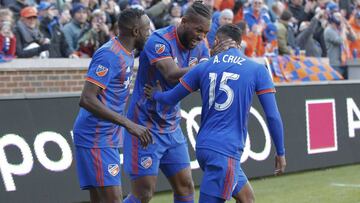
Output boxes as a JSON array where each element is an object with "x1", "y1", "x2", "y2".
[
  {"x1": 258, "y1": 92, "x2": 286, "y2": 175},
  {"x1": 79, "y1": 82, "x2": 153, "y2": 147}
]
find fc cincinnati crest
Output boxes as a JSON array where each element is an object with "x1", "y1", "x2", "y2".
[
  {"x1": 108, "y1": 164, "x2": 120, "y2": 176},
  {"x1": 189, "y1": 57, "x2": 198, "y2": 67},
  {"x1": 141, "y1": 156, "x2": 152, "y2": 169},
  {"x1": 155, "y1": 43, "x2": 165, "y2": 54},
  {"x1": 96, "y1": 64, "x2": 108, "y2": 77}
]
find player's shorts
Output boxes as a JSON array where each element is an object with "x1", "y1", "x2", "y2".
[
  {"x1": 196, "y1": 148, "x2": 248, "y2": 200},
  {"x1": 123, "y1": 128, "x2": 190, "y2": 180},
  {"x1": 75, "y1": 146, "x2": 121, "y2": 190}
]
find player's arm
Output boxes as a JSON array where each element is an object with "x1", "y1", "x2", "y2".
[
  {"x1": 258, "y1": 92, "x2": 286, "y2": 175},
  {"x1": 155, "y1": 58, "x2": 193, "y2": 84},
  {"x1": 79, "y1": 82, "x2": 153, "y2": 147},
  {"x1": 144, "y1": 80, "x2": 191, "y2": 105}
]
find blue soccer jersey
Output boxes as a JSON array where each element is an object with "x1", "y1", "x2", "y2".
[
  {"x1": 180, "y1": 48, "x2": 275, "y2": 160},
  {"x1": 128, "y1": 25, "x2": 209, "y2": 134},
  {"x1": 73, "y1": 37, "x2": 134, "y2": 148}
]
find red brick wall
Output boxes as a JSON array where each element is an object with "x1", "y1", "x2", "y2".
[{"x1": 0, "y1": 70, "x2": 87, "y2": 96}]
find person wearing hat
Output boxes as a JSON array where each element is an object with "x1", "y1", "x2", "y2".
[
  {"x1": 9, "y1": 0, "x2": 28, "y2": 21},
  {"x1": 62, "y1": 3, "x2": 89, "y2": 53},
  {"x1": 39, "y1": 1, "x2": 77, "y2": 58},
  {"x1": 324, "y1": 2, "x2": 356, "y2": 78},
  {"x1": 14, "y1": 6, "x2": 51, "y2": 58},
  {"x1": 275, "y1": 10, "x2": 294, "y2": 55},
  {"x1": 348, "y1": 11, "x2": 360, "y2": 58}
]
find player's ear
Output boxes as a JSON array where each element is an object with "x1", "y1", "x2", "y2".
[
  {"x1": 132, "y1": 26, "x2": 140, "y2": 38},
  {"x1": 214, "y1": 36, "x2": 219, "y2": 46}
]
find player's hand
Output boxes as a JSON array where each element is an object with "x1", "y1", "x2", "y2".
[
  {"x1": 211, "y1": 39, "x2": 239, "y2": 56},
  {"x1": 127, "y1": 122, "x2": 153, "y2": 148},
  {"x1": 144, "y1": 80, "x2": 162, "y2": 100},
  {"x1": 274, "y1": 155, "x2": 286, "y2": 176}
]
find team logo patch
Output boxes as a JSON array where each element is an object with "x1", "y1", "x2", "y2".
[
  {"x1": 155, "y1": 43, "x2": 165, "y2": 54},
  {"x1": 96, "y1": 65, "x2": 108, "y2": 77},
  {"x1": 108, "y1": 164, "x2": 120, "y2": 176},
  {"x1": 188, "y1": 57, "x2": 198, "y2": 67},
  {"x1": 140, "y1": 156, "x2": 152, "y2": 169}
]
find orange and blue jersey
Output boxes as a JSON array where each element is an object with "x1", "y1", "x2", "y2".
[
  {"x1": 127, "y1": 25, "x2": 209, "y2": 135},
  {"x1": 180, "y1": 48, "x2": 275, "y2": 160},
  {"x1": 73, "y1": 37, "x2": 134, "y2": 148}
]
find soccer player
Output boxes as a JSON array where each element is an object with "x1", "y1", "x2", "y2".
[
  {"x1": 144, "y1": 24, "x2": 286, "y2": 203},
  {"x1": 122, "y1": 2, "x2": 237, "y2": 203},
  {"x1": 72, "y1": 8, "x2": 152, "y2": 203}
]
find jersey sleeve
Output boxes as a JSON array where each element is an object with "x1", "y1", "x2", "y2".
[
  {"x1": 144, "y1": 34, "x2": 172, "y2": 65},
  {"x1": 255, "y1": 64, "x2": 276, "y2": 95},
  {"x1": 179, "y1": 63, "x2": 203, "y2": 92},
  {"x1": 86, "y1": 49, "x2": 118, "y2": 89}
]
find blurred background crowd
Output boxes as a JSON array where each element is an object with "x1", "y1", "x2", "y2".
[{"x1": 0, "y1": 0, "x2": 359, "y2": 77}]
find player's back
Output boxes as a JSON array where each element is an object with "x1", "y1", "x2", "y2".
[{"x1": 193, "y1": 48, "x2": 274, "y2": 160}]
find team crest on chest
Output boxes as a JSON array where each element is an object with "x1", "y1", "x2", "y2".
[
  {"x1": 189, "y1": 57, "x2": 198, "y2": 67},
  {"x1": 108, "y1": 164, "x2": 120, "y2": 176},
  {"x1": 155, "y1": 43, "x2": 165, "y2": 54},
  {"x1": 140, "y1": 156, "x2": 152, "y2": 169},
  {"x1": 96, "y1": 65, "x2": 108, "y2": 77}
]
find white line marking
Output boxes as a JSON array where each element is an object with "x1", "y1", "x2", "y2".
[{"x1": 331, "y1": 183, "x2": 360, "y2": 188}]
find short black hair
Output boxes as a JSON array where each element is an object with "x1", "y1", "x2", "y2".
[
  {"x1": 117, "y1": 8, "x2": 145, "y2": 32},
  {"x1": 184, "y1": 1, "x2": 212, "y2": 20},
  {"x1": 236, "y1": 21, "x2": 247, "y2": 34},
  {"x1": 216, "y1": 24, "x2": 242, "y2": 43},
  {"x1": 280, "y1": 10, "x2": 292, "y2": 21}
]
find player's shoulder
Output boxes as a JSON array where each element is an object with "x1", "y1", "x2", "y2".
[{"x1": 149, "y1": 25, "x2": 175, "y2": 43}]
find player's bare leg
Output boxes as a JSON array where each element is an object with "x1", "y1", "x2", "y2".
[
  {"x1": 126, "y1": 175, "x2": 157, "y2": 203},
  {"x1": 167, "y1": 167, "x2": 195, "y2": 203},
  {"x1": 94, "y1": 186, "x2": 123, "y2": 203},
  {"x1": 89, "y1": 188, "x2": 101, "y2": 203},
  {"x1": 232, "y1": 182, "x2": 255, "y2": 203}
]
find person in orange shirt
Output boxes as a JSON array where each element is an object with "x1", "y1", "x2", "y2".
[
  {"x1": 348, "y1": 11, "x2": 360, "y2": 58},
  {"x1": 214, "y1": 0, "x2": 247, "y2": 23},
  {"x1": 237, "y1": 21, "x2": 265, "y2": 57}
]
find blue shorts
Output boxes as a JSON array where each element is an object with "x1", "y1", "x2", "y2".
[
  {"x1": 75, "y1": 146, "x2": 121, "y2": 190},
  {"x1": 196, "y1": 149, "x2": 248, "y2": 200},
  {"x1": 123, "y1": 128, "x2": 190, "y2": 180}
]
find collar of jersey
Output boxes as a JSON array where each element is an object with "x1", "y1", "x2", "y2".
[{"x1": 113, "y1": 37, "x2": 132, "y2": 56}]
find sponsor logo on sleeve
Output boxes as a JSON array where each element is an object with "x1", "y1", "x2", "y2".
[
  {"x1": 155, "y1": 44, "x2": 165, "y2": 54},
  {"x1": 96, "y1": 65, "x2": 109, "y2": 77}
]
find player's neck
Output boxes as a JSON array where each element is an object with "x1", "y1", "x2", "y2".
[
  {"x1": 176, "y1": 26, "x2": 187, "y2": 49},
  {"x1": 116, "y1": 35, "x2": 135, "y2": 53}
]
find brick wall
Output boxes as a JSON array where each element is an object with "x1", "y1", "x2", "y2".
[
  {"x1": 0, "y1": 70, "x2": 87, "y2": 95},
  {"x1": 0, "y1": 59, "x2": 90, "y2": 97}
]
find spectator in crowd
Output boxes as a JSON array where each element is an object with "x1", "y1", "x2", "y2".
[
  {"x1": 9, "y1": 0, "x2": 29, "y2": 20},
  {"x1": 270, "y1": 1, "x2": 285, "y2": 22},
  {"x1": 244, "y1": 0, "x2": 273, "y2": 42},
  {"x1": 160, "y1": 2, "x2": 182, "y2": 27},
  {"x1": 59, "y1": 7, "x2": 72, "y2": 26},
  {"x1": 214, "y1": 0, "x2": 247, "y2": 24},
  {"x1": 324, "y1": 3, "x2": 356, "y2": 78},
  {"x1": 313, "y1": 6, "x2": 329, "y2": 57},
  {"x1": 207, "y1": 9, "x2": 233, "y2": 48},
  {"x1": 264, "y1": 22, "x2": 279, "y2": 55},
  {"x1": 14, "y1": 6, "x2": 51, "y2": 58},
  {"x1": 276, "y1": 10, "x2": 293, "y2": 55},
  {"x1": 39, "y1": 1, "x2": 76, "y2": 58},
  {"x1": 288, "y1": 0, "x2": 314, "y2": 30},
  {"x1": 77, "y1": 9, "x2": 109, "y2": 57},
  {"x1": 238, "y1": 20, "x2": 265, "y2": 56},
  {"x1": 62, "y1": 3, "x2": 89, "y2": 53},
  {"x1": 295, "y1": 9, "x2": 325, "y2": 57},
  {"x1": 141, "y1": 0, "x2": 171, "y2": 29},
  {"x1": 348, "y1": 11, "x2": 360, "y2": 58},
  {"x1": 0, "y1": 8, "x2": 16, "y2": 57}
]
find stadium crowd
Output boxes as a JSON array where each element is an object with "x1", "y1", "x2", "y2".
[{"x1": 0, "y1": 0, "x2": 359, "y2": 77}]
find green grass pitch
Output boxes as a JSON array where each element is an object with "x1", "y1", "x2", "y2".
[{"x1": 151, "y1": 164, "x2": 360, "y2": 203}]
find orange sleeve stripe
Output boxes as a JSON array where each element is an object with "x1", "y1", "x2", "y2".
[
  {"x1": 256, "y1": 88, "x2": 276, "y2": 95},
  {"x1": 86, "y1": 77, "x2": 106, "y2": 89},
  {"x1": 179, "y1": 78, "x2": 193, "y2": 92},
  {"x1": 150, "y1": 56, "x2": 173, "y2": 64}
]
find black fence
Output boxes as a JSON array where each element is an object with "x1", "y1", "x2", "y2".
[{"x1": 1, "y1": 82, "x2": 360, "y2": 203}]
